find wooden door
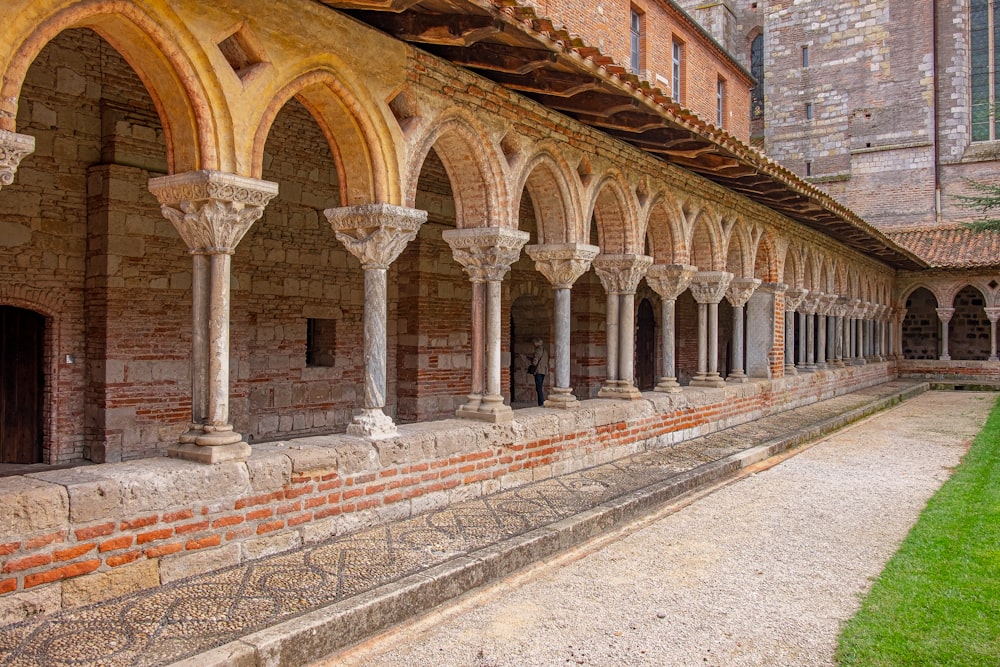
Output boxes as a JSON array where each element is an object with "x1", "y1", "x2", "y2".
[
  {"x1": 0, "y1": 306, "x2": 44, "y2": 464},
  {"x1": 636, "y1": 298, "x2": 656, "y2": 391}
]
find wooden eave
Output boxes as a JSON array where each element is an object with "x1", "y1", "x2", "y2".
[{"x1": 317, "y1": 0, "x2": 927, "y2": 271}]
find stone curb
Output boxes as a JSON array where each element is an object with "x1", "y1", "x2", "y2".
[{"x1": 168, "y1": 382, "x2": 929, "y2": 667}]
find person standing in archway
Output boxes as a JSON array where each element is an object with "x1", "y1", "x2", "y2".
[{"x1": 529, "y1": 338, "x2": 549, "y2": 406}]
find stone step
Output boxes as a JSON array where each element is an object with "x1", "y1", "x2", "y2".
[{"x1": 0, "y1": 380, "x2": 928, "y2": 667}]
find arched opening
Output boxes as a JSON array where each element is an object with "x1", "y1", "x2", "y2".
[
  {"x1": 675, "y1": 289, "x2": 697, "y2": 385},
  {"x1": 636, "y1": 298, "x2": 656, "y2": 390},
  {"x1": 950, "y1": 285, "x2": 991, "y2": 360},
  {"x1": 510, "y1": 294, "x2": 549, "y2": 406},
  {"x1": 902, "y1": 287, "x2": 940, "y2": 359},
  {"x1": 235, "y1": 96, "x2": 350, "y2": 441},
  {"x1": 0, "y1": 306, "x2": 45, "y2": 464}
]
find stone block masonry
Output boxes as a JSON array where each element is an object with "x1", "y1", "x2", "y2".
[{"x1": 0, "y1": 362, "x2": 893, "y2": 622}]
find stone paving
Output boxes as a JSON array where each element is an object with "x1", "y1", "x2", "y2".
[{"x1": 0, "y1": 381, "x2": 923, "y2": 667}]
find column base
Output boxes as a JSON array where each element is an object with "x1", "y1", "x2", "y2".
[
  {"x1": 832, "y1": 360, "x2": 846, "y2": 368},
  {"x1": 347, "y1": 408, "x2": 397, "y2": 438},
  {"x1": 990, "y1": 355, "x2": 998, "y2": 362},
  {"x1": 726, "y1": 373, "x2": 748, "y2": 384},
  {"x1": 852, "y1": 358, "x2": 867, "y2": 365},
  {"x1": 690, "y1": 375, "x2": 726, "y2": 389},
  {"x1": 939, "y1": 355, "x2": 951, "y2": 361},
  {"x1": 784, "y1": 364, "x2": 797, "y2": 376},
  {"x1": 544, "y1": 389, "x2": 580, "y2": 409},
  {"x1": 654, "y1": 377, "x2": 682, "y2": 393},
  {"x1": 168, "y1": 440, "x2": 251, "y2": 464},
  {"x1": 457, "y1": 396, "x2": 513, "y2": 423}
]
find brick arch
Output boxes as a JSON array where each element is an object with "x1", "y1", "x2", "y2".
[
  {"x1": 833, "y1": 262, "x2": 847, "y2": 296},
  {"x1": 643, "y1": 190, "x2": 687, "y2": 264},
  {"x1": 688, "y1": 207, "x2": 723, "y2": 271},
  {"x1": 513, "y1": 147, "x2": 581, "y2": 243},
  {"x1": 899, "y1": 281, "x2": 944, "y2": 309},
  {"x1": 251, "y1": 69, "x2": 400, "y2": 205},
  {"x1": 586, "y1": 173, "x2": 638, "y2": 253},
  {"x1": 1, "y1": 0, "x2": 219, "y2": 173},
  {"x1": 405, "y1": 112, "x2": 508, "y2": 228},
  {"x1": 817, "y1": 256, "x2": 832, "y2": 293},
  {"x1": 753, "y1": 230, "x2": 779, "y2": 283},
  {"x1": 802, "y1": 251, "x2": 817, "y2": 291},
  {"x1": 725, "y1": 221, "x2": 754, "y2": 277},
  {"x1": 782, "y1": 244, "x2": 802, "y2": 288}
]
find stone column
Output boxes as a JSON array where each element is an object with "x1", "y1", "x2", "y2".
[
  {"x1": 646, "y1": 264, "x2": 697, "y2": 392},
  {"x1": 526, "y1": 243, "x2": 601, "y2": 408},
  {"x1": 724, "y1": 277, "x2": 761, "y2": 383},
  {"x1": 816, "y1": 294, "x2": 836, "y2": 369},
  {"x1": 443, "y1": 227, "x2": 529, "y2": 423},
  {"x1": 799, "y1": 295, "x2": 818, "y2": 372},
  {"x1": 985, "y1": 307, "x2": 1000, "y2": 362},
  {"x1": 325, "y1": 204, "x2": 427, "y2": 437},
  {"x1": 149, "y1": 170, "x2": 279, "y2": 463},
  {"x1": 852, "y1": 301, "x2": 866, "y2": 365},
  {"x1": 783, "y1": 288, "x2": 807, "y2": 376},
  {"x1": 873, "y1": 305, "x2": 886, "y2": 361},
  {"x1": 936, "y1": 307, "x2": 955, "y2": 361},
  {"x1": 689, "y1": 271, "x2": 733, "y2": 388},
  {"x1": 0, "y1": 130, "x2": 35, "y2": 190},
  {"x1": 593, "y1": 254, "x2": 654, "y2": 399},
  {"x1": 832, "y1": 299, "x2": 848, "y2": 367},
  {"x1": 892, "y1": 307, "x2": 907, "y2": 360}
]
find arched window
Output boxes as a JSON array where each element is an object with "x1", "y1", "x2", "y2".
[
  {"x1": 750, "y1": 33, "x2": 764, "y2": 120},
  {"x1": 972, "y1": 0, "x2": 1000, "y2": 141}
]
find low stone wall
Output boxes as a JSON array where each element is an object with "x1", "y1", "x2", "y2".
[
  {"x1": 898, "y1": 359, "x2": 1000, "y2": 386},
  {"x1": 0, "y1": 362, "x2": 894, "y2": 624}
]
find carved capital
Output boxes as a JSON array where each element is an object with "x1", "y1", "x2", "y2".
[
  {"x1": 325, "y1": 203, "x2": 427, "y2": 270},
  {"x1": 784, "y1": 287, "x2": 808, "y2": 312},
  {"x1": 688, "y1": 271, "x2": 733, "y2": 305},
  {"x1": 442, "y1": 227, "x2": 529, "y2": 282},
  {"x1": 148, "y1": 171, "x2": 279, "y2": 253},
  {"x1": 935, "y1": 307, "x2": 955, "y2": 324},
  {"x1": 525, "y1": 243, "x2": 600, "y2": 289},
  {"x1": 816, "y1": 293, "x2": 838, "y2": 315},
  {"x1": 847, "y1": 299, "x2": 863, "y2": 318},
  {"x1": 646, "y1": 264, "x2": 697, "y2": 301},
  {"x1": 592, "y1": 253, "x2": 653, "y2": 295},
  {"x1": 0, "y1": 130, "x2": 35, "y2": 188},
  {"x1": 725, "y1": 277, "x2": 762, "y2": 308},
  {"x1": 985, "y1": 307, "x2": 1000, "y2": 323},
  {"x1": 799, "y1": 296, "x2": 819, "y2": 315}
]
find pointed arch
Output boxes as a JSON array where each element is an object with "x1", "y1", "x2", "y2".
[
  {"x1": 688, "y1": 207, "x2": 723, "y2": 271},
  {"x1": 643, "y1": 189, "x2": 687, "y2": 264},
  {"x1": 513, "y1": 145, "x2": 582, "y2": 243},
  {"x1": 753, "y1": 230, "x2": 778, "y2": 283},
  {"x1": 405, "y1": 111, "x2": 508, "y2": 228},
  {"x1": 725, "y1": 221, "x2": 754, "y2": 277},
  {"x1": 782, "y1": 244, "x2": 802, "y2": 288},
  {"x1": 2, "y1": 0, "x2": 221, "y2": 173},
  {"x1": 586, "y1": 172, "x2": 639, "y2": 253}
]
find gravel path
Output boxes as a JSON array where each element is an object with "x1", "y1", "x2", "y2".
[{"x1": 328, "y1": 391, "x2": 996, "y2": 667}]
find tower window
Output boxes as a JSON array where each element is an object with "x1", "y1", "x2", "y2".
[
  {"x1": 672, "y1": 40, "x2": 683, "y2": 103},
  {"x1": 717, "y1": 77, "x2": 726, "y2": 126},
  {"x1": 750, "y1": 34, "x2": 764, "y2": 120},
  {"x1": 802, "y1": 45, "x2": 809, "y2": 67},
  {"x1": 629, "y1": 7, "x2": 643, "y2": 74},
  {"x1": 972, "y1": 0, "x2": 1000, "y2": 141},
  {"x1": 806, "y1": 102, "x2": 813, "y2": 120}
]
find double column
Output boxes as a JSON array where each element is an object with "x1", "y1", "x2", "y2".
[
  {"x1": 832, "y1": 298, "x2": 849, "y2": 367},
  {"x1": 936, "y1": 307, "x2": 955, "y2": 361},
  {"x1": 783, "y1": 288, "x2": 807, "y2": 376},
  {"x1": 149, "y1": 170, "x2": 279, "y2": 463},
  {"x1": 593, "y1": 254, "x2": 653, "y2": 399},
  {"x1": 798, "y1": 295, "x2": 819, "y2": 372},
  {"x1": 646, "y1": 264, "x2": 697, "y2": 392},
  {"x1": 689, "y1": 271, "x2": 733, "y2": 388},
  {"x1": 526, "y1": 243, "x2": 600, "y2": 408},
  {"x1": 986, "y1": 308, "x2": 1000, "y2": 362},
  {"x1": 325, "y1": 204, "x2": 427, "y2": 437},
  {"x1": 0, "y1": 130, "x2": 35, "y2": 190},
  {"x1": 725, "y1": 277, "x2": 762, "y2": 383},
  {"x1": 816, "y1": 294, "x2": 836, "y2": 369},
  {"x1": 443, "y1": 227, "x2": 529, "y2": 422}
]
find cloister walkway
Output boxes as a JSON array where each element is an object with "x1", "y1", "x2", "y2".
[{"x1": 0, "y1": 380, "x2": 929, "y2": 667}]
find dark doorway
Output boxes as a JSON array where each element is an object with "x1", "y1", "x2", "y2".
[
  {"x1": 636, "y1": 298, "x2": 656, "y2": 391},
  {"x1": 1, "y1": 306, "x2": 44, "y2": 464}
]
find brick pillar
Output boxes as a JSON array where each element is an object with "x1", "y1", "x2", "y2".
[
  {"x1": 646, "y1": 264, "x2": 697, "y2": 392},
  {"x1": 985, "y1": 307, "x2": 1000, "y2": 362},
  {"x1": 526, "y1": 243, "x2": 600, "y2": 408},
  {"x1": 0, "y1": 130, "x2": 35, "y2": 189},
  {"x1": 593, "y1": 254, "x2": 653, "y2": 399},
  {"x1": 689, "y1": 271, "x2": 733, "y2": 388},
  {"x1": 724, "y1": 277, "x2": 761, "y2": 383},
  {"x1": 936, "y1": 307, "x2": 955, "y2": 361},
  {"x1": 325, "y1": 204, "x2": 427, "y2": 437},
  {"x1": 443, "y1": 227, "x2": 529, "y2": 423},
  {"x1": 783, "y1": 288, "x2": 807, "y2": 376},
  {"x1": 149, "y1": 170, "x2": 278, "y2": 464}
]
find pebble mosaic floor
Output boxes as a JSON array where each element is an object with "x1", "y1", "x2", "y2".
[{"x1": 0, "y1": 381, "x2": 919, "y2": 667}]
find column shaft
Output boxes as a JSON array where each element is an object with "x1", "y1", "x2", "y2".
[
  {"x1": 554, "y1": 287, "x2": 571, "y2": 390},
  {"x1": 729, "y1": 305, "x2": 745, "y2": 380},
  {"x1": 660, "y1": 299, "x2": 677, "y2": 386},
  {"x1": 708, "y1": 302, "x2": 720, "y2": 378},
  {"x1": 784, "y1": 312, "x2": 796, "y2": 375},
  {"x1": 697, "y1": 302, "x2": 708, "y2": 380},
  {"x1": 484, "y1": 279, "x2": 503, "y2": 403},
  {"x1": 606, "y1": 292, "x2": 620, "y2": 385},
  {"x1": 363, "y1": 268, "x2": 388, "y2": 410}
]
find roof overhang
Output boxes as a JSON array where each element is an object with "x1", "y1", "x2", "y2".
[{"x1": 317, "y1": 0, "x2": 928, "y2": 271}]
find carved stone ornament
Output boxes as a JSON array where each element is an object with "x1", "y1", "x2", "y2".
[
  {"x1": 646, "y1": 264, "x2": 697, "y2": 301},
  {"x1": 325, "y1": 203, "x2": 427, "y2": 270},
  {"x1": 935, "y1": 307, "x2": 955, "y2": 323},
  {"x1": 817, "y1": 293, "x2": 838, "y2": 315},
  {"x1": 688, "y1": 271, "x2": 734, "y2": 304},
  {"x1": 725, "y1": 277, "x2": 762, "y2": 308},
  {"x1": 799, "y1": 295, "x2": 820, "y2": 315},
  {"x1": 148, "y1": 170, "x2": 279, "y2": 253},
  {"x1": 784, "y1": 287, "x2": 808, "y2": 312},
  {"x1": 985, "y1": 307, "x2": 1000, "y2": 323},
  {"x1": 442, "y1": 227, "x2": 530, "y2": 282},
  {"x1": 0, "y1": 130, "x2": 35, "y2": 188},
  {"x1": 848, "y1": 299, "x2": 863, "y2": 317},
  {"x1": 525, "y1": 243, "x2": 600, "y2": 289},
  {"x1": 592, "y1": 254, "x2": 654, "y2": 295}
]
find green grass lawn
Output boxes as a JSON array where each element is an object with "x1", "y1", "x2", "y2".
[{"x1": 836, "y1": 394, "x2": 1000, "y2": 666}]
